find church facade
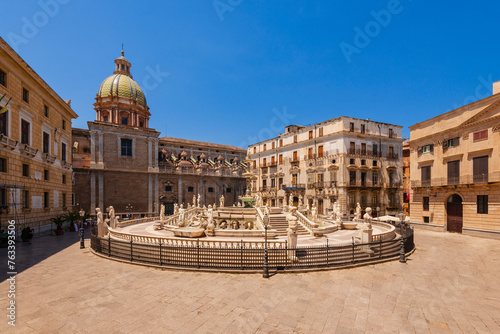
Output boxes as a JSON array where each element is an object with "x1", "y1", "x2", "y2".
[{"x1": 72, "y1": 52, "x2": 247, "y2": 217}]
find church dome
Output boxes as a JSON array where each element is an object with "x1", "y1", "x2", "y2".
[{"x1": 98, "y1": 74, "x2": 147, "y2": 106}]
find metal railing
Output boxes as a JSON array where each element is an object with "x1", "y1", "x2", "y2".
[
  {"x1": 411, "y1": 173, "x2": 500, "y2": 188},
  {"x1": 90, "y1": 227, "x2": 414, "y2": 272}
]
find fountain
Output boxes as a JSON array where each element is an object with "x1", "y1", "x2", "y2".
[{"x1": 238, "y1": 188, "x2": 256, "y2": 208}]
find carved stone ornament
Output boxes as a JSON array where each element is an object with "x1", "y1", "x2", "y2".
[{"x1": 462, "y1": 133, "x2": 469, "y2": 140}]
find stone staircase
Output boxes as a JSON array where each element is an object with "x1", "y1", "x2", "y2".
[{"x1": 269, "y1": 214, "x2": 310, "y2": 237}]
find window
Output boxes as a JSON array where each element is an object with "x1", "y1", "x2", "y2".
[
  {"x1": 473, "y1": 130, "x2": 488, "y2": 142},
  {"x1": 318, "y1": 145, "x2": 323, "y2": 158},
  {"x1": 121, "y1": 117, "x2": 128, "y2": 125},
  {"x1": 271, "y1": 178, "x2": 276, "y2": 188},
  {"x1": 61, "y1": 142, "x2": 67, "y2": 162},
  {"x1": 22, "y1": 88, "x2": 29, "y2": 103},
  {"x1": 0, "y1": 69, "x2": 6, "y2": 87},
  {"x1": 423, "y1": 216, "x2": 430, "y2": 223},
  {"x1": 139, "y1": 122, "x2": 143, "y2": 127},
  {"x1": 349, "y1": 158, "x2": 355, "y2": 165},
  {"x1": 253, "y1": 147, "x2": 256, "y2": 154},
  {"x1": 421, "y1": 144, "x2": 433, "y2": 154},
  {"x1": 253, "y1": 161, "x2": 256, "y2": 169},
  {"x1": 121, "y1": 138, "x2": 133, "y2": 157},
  {"x1": 262, "y1": 180, "x2": 267, "y2": 188},
  {"x1": 62, "y1": 174, "x2": 66, "y2": 184},
  {"x1": 373, "y1": 144, "x2": 378, "y2": 157},
  {"x1": 349, "y1": 170, "x2": 356, "y2": 184},
  {"x1": 0, "y1": 188, "x2": 5, "y2": 206},
  {"x1": 477, "y1": 195, "x2": 488, "y2": 214},
  {"x1": 165, "y1": 185, "x2": 173, "y2": 192},
  {"x1": 62, "y1": 193, "x2": 67, "y2": 208},
  {"x1": 423, "y1": 197, "x2": 429, "y2": 211},
  {"x1": 44, "y1": 105, "x2": 49, "y2": 118},
  {"x1": 272, "y1": 142, "x2": 275, "y2": 149},
  {"x1": 421, "y1": 166, "x2": 431, "y2": 186},
  {"x1": 187, "y1": 186, "x2": 194, "y2": 193},
  {"x1": 278, "y1": 177, "x2": 283, "y2": 188},
  {"x1": 293, "y1": 135, "x2": 297, "y2": 143},
  {"x1": 0, "y1": 157, "x2": 6, "y2": 173},
  {"x1": 23, "y1": 190, "x2": 29, "y2": 209},
  {"x1": 262, "y1": 158, "x2": 266, "y2": 166},
  {"x1": 308, "y1": 148, "x2": 313, "y2": 159},
  {"x1": 443, "y1": 137, "x2": 459, "y2": 148},
  {"x1": 44, "y1": 169, "x2": 49, "y2": 181},
  {"x1": 21, "y1": 119, "x2": 30, "y2": 145},
  {"x1": 372, "y1": 192, "x2": 378, "y2": 206},
  {"x1": 271, "y1": 156, "x2": 275, "y2": 165},
  {"x1": 361, "y1": 159, "x2": 366, "y2": 166},
  {"x1": 349, "y1": 122, "x2": 354, "y2": 132},
  {"x1": 318, "y1": 127, "x2": 323, "y2": 137},
  {"x1": 293, "y1": 151, "x2": 298, "y2": 161},
  {"x1": 389, "y1": 128, "x2": 393, "y2": 138},
  {"x1": 292, "y1": 174, "x2": 298, "y2": 186},
  {"x1": 43, "y1": 132, "x2": 50, "y2": 154},
  {"x1": 372, "y1": 172, "x2": 378, "y2": 185},
  {"x1": 361, "y1": 124, "x2": 365, "y2": 134},
  {"x1": 62, "y1": 119, "x2": 66, "y2": 130},
  {"x1": 307, "y1": 174, "x2": 314, "y2": 185},
  {"x1": 104, "y1": 116, "x2": 108, "y2": 122},
  {"x1": 22, "y1": 164, "x2": 29, "y2": 177},
  {"x1": 279, "y1": 139, "x2": 283, "y2": 147},
  {"x1": 349, "y1": 141, "x2": 355, "y2": 153},
  {"x1": 361, "y1": 143, "x2": 366, "y2": 155},
  {"x1": 208, "y1": 187, "x2": 214, "y2": 193},
  {"x1": 44, "y1": 192, "x2": 49, "y2": 208},
  {"x1": 263, "y1": 144, "x2": 266, "y2": 151},
  {"x1": 309, "y1": 131, "x2": 313, "y2": 139},
  {"x1": 373, "y1": 160, "x2": 378, "y2": 167},
  {"x1": 0, "y1": 109, "x2": 7, "y2": 136},
  {"x1": 473, "y1": 156, "x2": 488, "y2": 183},
  {"x1": 279, "y1": 154, "x2": 283, "y2": 165},
  {"x1": 447, "y1": 160, "x2": 460, "y2": 185}
]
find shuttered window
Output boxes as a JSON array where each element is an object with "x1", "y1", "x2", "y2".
[
  {"x1": 477, "y1": 195, "x2": 488, "y2": 214},
  {"x1": 421, "y1": 166, "x2": 431, "y2": 186},
  {"x1": 447, "y1": 160, "x2": 460, "y2": 185},
  {"x1": 473, "y1": 130, "x2": 488, "y2": 142},
  {"x1": 473, "y1": 156, "x2": 488, "y2": 183}
]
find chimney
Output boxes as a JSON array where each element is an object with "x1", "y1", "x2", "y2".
[{"x1": 493, "y1": 81, "x2": 500, "y2": 95}]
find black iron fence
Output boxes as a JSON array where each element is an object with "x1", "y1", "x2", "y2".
[{"x1": 90, "y1": 227, "x2": 414, "y2": 272}]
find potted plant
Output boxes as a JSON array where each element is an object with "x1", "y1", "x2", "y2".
[
  {"x1": 21, "y1": 227, "x2": 33, "y2": 244},
  {"x1": 51, "y1": 216, "x2": 65, "y2": 235},
  {"x1": 64, "y1": 210, "x2": 81, "y2": 232}
]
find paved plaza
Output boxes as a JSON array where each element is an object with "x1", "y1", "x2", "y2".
[{"x1": 1, "y1": 229, "x2": 499, "y2": 333}]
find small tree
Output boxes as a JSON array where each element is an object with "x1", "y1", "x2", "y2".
[
  {"x1": 64, "y1": 210, "x2": 81, "y2": 231},
  {"x1": 51, "y1": 215, "x2": 65, "y2": 231}
]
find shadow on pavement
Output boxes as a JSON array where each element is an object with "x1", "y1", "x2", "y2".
[{"x1": 0, "y1": 229, "x2": 87, "y2": 283}]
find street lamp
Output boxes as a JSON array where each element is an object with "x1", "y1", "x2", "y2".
[
  {"x1": 398, "y1": 211, "x2": 406, "y2": 263},
  {"x1": 263, "y1": 212, "x2": 270, "y2": 278},
  {"x1": 125, "y1": 203, "x2": 133, "y2": 219},
  {"x1": 79, "y1": 209, "x2": 85, "y2": 249}
]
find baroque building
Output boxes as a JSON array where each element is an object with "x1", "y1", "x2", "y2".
[
  {"x1": 246, "y1": 117, "x2": 404, "y2": 217},
  {"x1": 72, "y1": 51, "x2": 246, "y2": 217},
  {"x1": 0, "y1": 37, "x2": 78, "y2": 227},
  {"x1": 409, "y1": 81, "x2": 500, "y2": 238}
]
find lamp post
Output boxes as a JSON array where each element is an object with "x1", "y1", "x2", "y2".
[
  {"x1": 79, "y1": 209, "x2": 85, "y2": 249},
  {"x1": 125, "y1": 203, "x2": 133, "y2": 219},
  {"x1": 263, "y1": 213, "x2": 270, "y2": 278},
  {"x1": 398, "y1": 211, "x2": 406, "y2": 263}
]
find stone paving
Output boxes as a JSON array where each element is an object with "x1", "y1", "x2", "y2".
[{"x1": 0, "y1": 228, "x2": 499, "y2": 333}]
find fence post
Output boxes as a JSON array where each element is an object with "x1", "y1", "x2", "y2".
[
  {"x1": 130, "y1": 238, "x2": 133, "y2": 262},
  {"x1": 352, "y1": 237, "x2": 355, "y2": 263},
  {"x1": 241, "y1": 240, "x2": 243, "y2": 270},
  {"x1": 108, "y1": 233, "x2": 111, "y2": 257},
  {"x1": 285, "y1": 240, "x2": 288, "y2": 270},
  {"x1": 197, "y1": 239, "x2": 200, "y2": 269},
  {"x1": 159, "y1": 239, "x2": 162, "y2": 266},
  {"x1": 326, "y1": 239, "x2": 329, "y2": 266},
  {"x1": 379, "y1": 237, "x2": 382, "y2": 259}
]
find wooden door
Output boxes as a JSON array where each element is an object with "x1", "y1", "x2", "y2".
[{"x1": 447, "y1": 194, "x2": 462, "y2": 233}]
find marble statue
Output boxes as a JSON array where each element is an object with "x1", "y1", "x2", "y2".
[
  {"x1": 174, "y1": 203, "x2": 179, "y2": 215},
  {"x1": 220, "y1": 194, "x2": 225, "y2": 208},
  {"x1": 363, "y1": 207, "x2": 373, "y2": 226},
  {"x1": 237, "y1": 201, "x2": 242, "y2": 207},
  {"x1": 284, "y1": 194, "x2": 288, "y2": 206},
  {"x1": 193, "y1": 195, "x2": 196, "y2": 207},
  {"x1": 289, "y1": 193, "x2": 293, "y2": 207},
  {"x1": 178, "y1": 204, "x2": 186, "y2": 227},
  {"x1": 96, "y1": 208, "x2": 108, "y2": 237},
  {"x1": 333, "y1": 201, "x2": 339, "y2": 219},
  {"x1": 160, "y1": 204, "x2": 165, "y2": 221},
  {"x1": 299, "y1": 195, "x2": 303, "y2": 207},
  {"x1": 197, "y1": 194, "x2": 201, "y2": 208},
  {"x1": 108, "y1": 206, "x2": 117, "y2": 229},
  {"x1": 311, "y1": 204, "x2": 318, "y2": 222},
  {"x1": 354, "y1": 202, "x2": 362, "y2": 221},
  {"x1": 286, "y1": 206, "x2": 299, "y2": 262}
]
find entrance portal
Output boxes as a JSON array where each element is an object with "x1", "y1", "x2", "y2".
[{"x1": 446, "y1": 194, "x2": 463, "y2": 233}]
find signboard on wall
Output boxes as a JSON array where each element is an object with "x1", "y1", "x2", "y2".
[{"x1": 32, "y1": 196, "x2": 42, "y2": 209}]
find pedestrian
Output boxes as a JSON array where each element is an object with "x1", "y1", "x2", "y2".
[{"x1": 27, "y1": 227, "x2": 33, "y2": 245}]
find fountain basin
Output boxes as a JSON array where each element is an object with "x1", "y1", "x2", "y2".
[
  {"x1": 173, "y1": 227, "x2": 206, "y2": 238},
  {"x1": 342, "y1": 222, "x2": 358, "y2": 230}
]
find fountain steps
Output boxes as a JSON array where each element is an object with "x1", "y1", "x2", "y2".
[{"x1": 269, "y1": 214, "x2": 310, "y2": 236}]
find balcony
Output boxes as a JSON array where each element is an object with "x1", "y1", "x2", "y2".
[
  {"x1": 282, "y1": 183, "x2": 305, "y2": 189},
  {"x1": 347, "y1": 148, "x2": 381, "y2": 158},
  {"x1": 61, "y1": 161, "x2": 72, "y2": 169},
  {"x1": 22, "y1": 144, "x2": 38, "y2": 157},
  {"x1": 0, "y1": 134, "x2": 17, "y2": 150},
  {"x1": 387, "y1": 182, "x2": 401, "y2": 189},
  {"x1": 411, "y1": 173, "x2": 499, "y2": 188},
  {"x1": 387, "y1": 153, "x2": 399, "y2": 160},
  {"x1": 43, "y1": 153, "x2": 56, "y2": 163}
]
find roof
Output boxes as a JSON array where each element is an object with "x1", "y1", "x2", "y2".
[{"x1": 159, "y1": 136, "x2": 246, "y2": 153}]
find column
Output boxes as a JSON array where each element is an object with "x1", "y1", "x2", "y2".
[
  {"x1": 98, "y1": 172, "x2": 104, "y2": 211},
  {"x1": 98, "y1": 132, "x2": 103, "y2": 164},
  {"x1": 90, "y1": 171, "x2": 96, "y2": 213},
  {"x1": 148, "y1": 174, "x2": 153, "y2": 213},
  {"x1": 148, "y1": 139, "x2": 152, "y2": 168},
  {"x1": 90, "y1": 131, "x2": 96, "y2": 164},
  {"x1": 155, "y1": 174, "x2": 159, "y2": 213},
  {"x1": 154, "y1": 140, "x2": 159, "y2": 167},
  {"x1": 199, "y1": 179, "x2": 203, "y2": 206},
  {"x1": 178, "y1": 177, "x2": 183, "y2": 205}
]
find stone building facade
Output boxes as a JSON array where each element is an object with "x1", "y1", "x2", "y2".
[
  {"x1": 72, "y1": 51, "x2": 246, "y2": 217},
  {"x1": 403, "y1": 139, "x2": 410, "y2": 216},
  {"x1": 409, "y1": 82, "x2": 500, "y2": 238},
  {"x1": 0, "y1": 37, "x2": 78, "y2": 227},
  {"x1": 246, "y1": 117, "x2": 404, "y2": 217}
]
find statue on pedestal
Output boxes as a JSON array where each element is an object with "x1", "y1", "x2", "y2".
[
  {"x1": 174, "y1": 203, "x2": 179, "y2": 215},
  {"x1": 206, "y1": 205, "x2": 215, "y2": 236},
  {"x1": 311, "y1": 204, "x2": 318, "y2": 222},
  {"x1": 193, "y1": 195, "x2": 196, "y2": 207},
  {"x1": 108, "y1": 206, "x2": 117, "y2": 229},
  {"x1": 96, "y1": 208, "x2": 108, "y2": 237},
  {"x1": 160, "y1": 204, "x2": 165, "y2": 221},
  {"x1": 220, "y1": 194, "x2": 225, "y2": 208},
  {"x1": 354, "y1": 202, "x2": 362, "y2": 221},
  {"x1": 289, "y1": 193, "x2": 293, "y2": 207},
  {"x1": 286, "y1": 206, "x2": 299, "y2": 262},
  {"x1": 197, "y1": 194, "x2": 201, "y2": 208},
  {"x1": 299, "y1": 195, "x2": 303, "y2": 207},
  {"x1": 178, "y1": 204, "x2": 186, "y2": 227}
]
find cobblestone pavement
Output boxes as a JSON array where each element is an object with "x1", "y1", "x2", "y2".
[{"x1": 0, "y1": 229, "x2": 499, "y2": 333}]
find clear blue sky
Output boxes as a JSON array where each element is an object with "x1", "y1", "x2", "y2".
[{"x1": 2, "y1": 1, "x2": 499, "y2": 147}]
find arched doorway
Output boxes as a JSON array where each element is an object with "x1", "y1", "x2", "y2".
[
  {"x1": 293, "y1": 196, "x2": 299, "y2": 207},
  {"x1": 446, "y1": 194, "x2": 463, "y2": 233}
]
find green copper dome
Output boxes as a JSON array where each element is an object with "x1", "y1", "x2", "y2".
[{"x1": 98, "y1": 74, "x2": 147, "y2": 106}]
